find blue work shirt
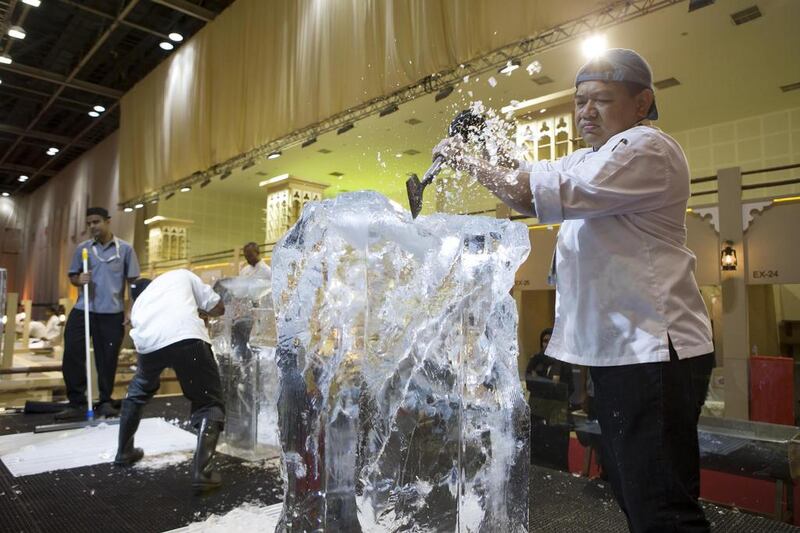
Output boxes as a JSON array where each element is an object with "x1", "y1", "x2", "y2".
[{"x1": 68, "y1": 236, "x2": 140, "y2": 314}]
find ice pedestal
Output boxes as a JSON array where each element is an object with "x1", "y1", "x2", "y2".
[
  {"x1": 272, "y1": 192, "x2": 530, "y2": 532},
  {"x1": 210, "y1": 277, "x2": 280, "y2": 459}
]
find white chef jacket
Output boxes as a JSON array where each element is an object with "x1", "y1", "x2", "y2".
[
  {"x1": 129, "y1": 269, "x2": 220, "y2": 354},
  {"x1": 239, "y1": 260, "x2": 272, "y2": 280},
  {"x1": 526, "y1": 125, "x2": 713, "y2": 366}
]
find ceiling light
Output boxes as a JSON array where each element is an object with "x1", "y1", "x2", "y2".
[
  {"x1": 200, "y1": 178, "x2": 212, "y2": 188},
  {"x1": 47, "y1": 147, "x2": 59, "y2": 155},
  {"x1": 267, "y1": 151, "x2": 281, "y2": 160},
  {"x1": 168, "y1": 32, "x2": 184, "y2": 42},
  {"x1": 150, "y1": 198, "x2": 158, "y2": 204},
  {"x1": 93, "y1": 105, "x2": 105, "y2": 113},
  {"x1": 526, "y1": 60, "x2": 542, "y2": 76},
  {"x1": 435, "y1": 85, "x2": 454, "y2": 102},
  {"x1": 379, "y1": 104, "x2": 399, "y2": 117},
  {"x1": 337, "y1": 123, "x2": 354, "y2": 135},
  {"x1": 88, "y1": 111, "x2": 100, "y2": 118},
  {"x1": 160, "y1": 42, "x2": 174, "y2": 51},
  {"x1": 18, "y1": 175, "x2": 28, "y2": 182},
  {"x1": 539, "y1": 108, "x2": 547, "y2": 114},
  {"x1": 581, "y1": 35, "x2": 607, "y2": 60},
  {"x1": 22, "y1": 0, "x2": 42, "y2": 6},
  {"x1": 134, "y1": 203, "x2": 144, "y2": 209},
  {"x1": 220, "y1": 170, "x2": 232, "y2": 180},
  {"x1": 7, "y1": 26, "x2": 26, "y2": 40},
  {"x1": 688, "y1": 0, "x2": 714, "y2": 12},
  {"x1": 123, "y1": 207, "x2": 134, "y2": 213},
  {"x1": 0, "y1": 79, "x2": 2, "y2": 85},
  {"x1": 2, "y1": 192, "x2": 10, "y2": 197},
  {"x1": 179, "y1": 185, "x2": 191, "y2": 192},
  {"x1": 499, "y1": 59, "x2": 520, "y2": 76},
  {"x1": 302, "y1": 137, "x2": 317, "y2": 148},
  {"x1": 0, "y1": 55, "x2": 12, "y2": 65}
]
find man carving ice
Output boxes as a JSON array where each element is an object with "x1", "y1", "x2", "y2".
[{"x1": 434, "y1": 49, "x2": 715, "y2": 532}]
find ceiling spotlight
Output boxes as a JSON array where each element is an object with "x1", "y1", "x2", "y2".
[
  {"x1": 337, "y1": 123, "x2": 354, "y2": 135},
  {"x1": 165, "y1": 192, "x2": 175, "y2": 199},
  {"x1": 526, "y1": 60, "x2": 543, "y2": 76},
  {"x1": 302, "y1": 137, "x2": 317, "y2": 148},
  {"x1": 179, "y1": 185, "x2": 191, "y2": 192},
  {"x1": 123, "y1": 207, "x2": 134, "y2": 213},
  {"x1": 168, "y1": 32, "x2": 184, "y2": 42},
  {"x1": 2, "y1": 192, "x2": 10, "y2": 197},
  {"x1": 47, "y1": 147, "x2": 59, "y2": 155},
  {"x1": 159, "y1": 42, "x2": 174, "y2": 51},
  {"x1": 688, "y1": 0, "x2": 715, "y2": 12},
  {"x1": 220, "y1": 170, "x2": 232, "y2": 180},
  {"x1": 581, "y1": 35, "x2": 608, "y2": 60},
  {"x1": 200, "y1": 177, "x2": 212, "y2": 188},
  {"x1": 379, "y1": 104, "x2": 399, "y2": 117},
  {"x1": 267, "y1": 150, "x2": 282, "y2": 160},
  {"x1": 88, "y1": 111, "x2": 100, "y2": 118},
  {"x1": 435, "y1": 85, "x2": 454, "y2": 102},
  {"x1": 22, "y1": 0, "x2": 42, "y2": 6},
  {"x1": 18, "y1": 175, "x2": 28, "y2": 182},
  {"x1": 150, "y1": 198, "x2": 158, "y2": 204},
  {"x1": 539, "y1": 108, "x2": 547, "y2": 114},
  {"x1": 7, "y1": 26, "x2": 26, "y2": 40},
  {"x1": 499, "y1": 59, "x2": 520, "y2": 76},
  {"x1": 134, "y1": 203, "x2": 144, "y2": 209},
  {"x1": 0, "y1": 79, "x2": 2, "y2": 85},
  {"x1": 0, "y1": 55, "x2": 12, "y2": 65},
  {"x1": 93, "y1": 105, "x2": 105, "y2": 113},
  {"x1": 241, "y1": 159, "x2": 255, "y2": 170}
]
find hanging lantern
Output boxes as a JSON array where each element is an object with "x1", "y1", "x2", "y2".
[{"x1": 720, "y1": 241, "x2": 737, "y2": 271}]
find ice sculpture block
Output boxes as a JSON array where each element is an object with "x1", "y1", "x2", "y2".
[
  {"x1": 210, "y1": 276, "x2": 280, "y2": 459},
  {"x1": 272, "y1": 192, "x2": 530, "y2": 532}
]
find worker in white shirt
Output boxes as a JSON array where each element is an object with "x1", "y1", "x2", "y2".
[
  {"x1": 239, "y1": 242, "x2": 271, "y2": 279},
  {"x1": 114, "y1": 269, "x2": 226, "y2": 493},
  {"x1": 434, "y1": 49, "x2": 714, "y2": 532}
]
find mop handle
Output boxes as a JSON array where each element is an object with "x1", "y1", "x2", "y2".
[{"x1": 82, "y1": 248, "x2": 94, "y2": 421}]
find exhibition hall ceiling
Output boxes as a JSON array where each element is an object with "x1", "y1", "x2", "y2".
[{"x1": 0, "y1": 0, "x2": 233, "y2": 193}]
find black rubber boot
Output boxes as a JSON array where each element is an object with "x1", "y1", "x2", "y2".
[
  {"x1": 114, "y1": 400, "x2": 144, "y2": 466},
  {"x1": 191, "y1": 418, "x2": 223, "y2": 493}
]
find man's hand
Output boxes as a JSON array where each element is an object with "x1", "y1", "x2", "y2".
[
  {"x1": 123, "y1": 310, "x2": 131, "y2": 327},
  {"x1": 78, "y1": 272, "x2": 91, "y2": 285},
  {"x1": 431, "y1": 135, "x2": 466, "y2": 170}
]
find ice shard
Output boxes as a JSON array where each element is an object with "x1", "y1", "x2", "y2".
[
  {"x1": 272, "y1": 191, "x2": 530, "y2": 532},
  {"x1": 210, "y1": 276, "x2": 280, "y2": 458}
]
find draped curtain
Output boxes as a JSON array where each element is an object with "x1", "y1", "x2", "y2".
[{"x1": 119, "y1": 0, "x2": 600, "y2": 202}]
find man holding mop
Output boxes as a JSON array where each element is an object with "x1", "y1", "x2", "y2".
[{"x1": 56, "y1": 207, "x2": 140, "y2": 421}]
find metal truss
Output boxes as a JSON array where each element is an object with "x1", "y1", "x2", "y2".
[{"x1": 124, "y1": 0, "x2": 685, "y2": 208}]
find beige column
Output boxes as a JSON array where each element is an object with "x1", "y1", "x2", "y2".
[
  {"x1": 20, "y1": 299, "x2": 32, "y2": 349},
  {"x1": 2, "y1": 292, "x2": 18, "y2": 369},
  {"x1": 718, "y1": 167, "x2": 749, "y2": 420}
]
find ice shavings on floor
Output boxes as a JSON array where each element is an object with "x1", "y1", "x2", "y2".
[{"x1": 0, "y1": 417, "x2": 196, "y2": 477}]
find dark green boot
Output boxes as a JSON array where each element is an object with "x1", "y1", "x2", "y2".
[
  {"x1": 191, "y1": 418, "x2": 223, "y2": 493},
  {"x1": 114, "y1": 400, "x2": 144, "y2": 466}
]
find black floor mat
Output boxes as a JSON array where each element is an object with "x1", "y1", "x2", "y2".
[{"x1": 2, "y1": 397, "x2": 797, "y2": 532}]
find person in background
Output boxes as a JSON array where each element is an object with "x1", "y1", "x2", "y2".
[
  {"x1": 27, "y1": 306, "x2": 63, "y2": 343},
  {"x1": 115, "y1": 270, "x2": 226, "y2": 493},
  {"x1": 239, "y1": 242, "x2": 271, "y2": 279},
  {"x1": 56, "y1": 207, "x2": 140, "y2": 420}
]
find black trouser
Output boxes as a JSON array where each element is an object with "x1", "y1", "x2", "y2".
[
  {"x1": 590, "y1": 344, "x2": 714, "y2": 533},
  {"x1": 62, "y1": 308, "x2": 125, "y2": 405},
  {"x1": 125, "y1": 339, "x2": 225, "y2": 428}
]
